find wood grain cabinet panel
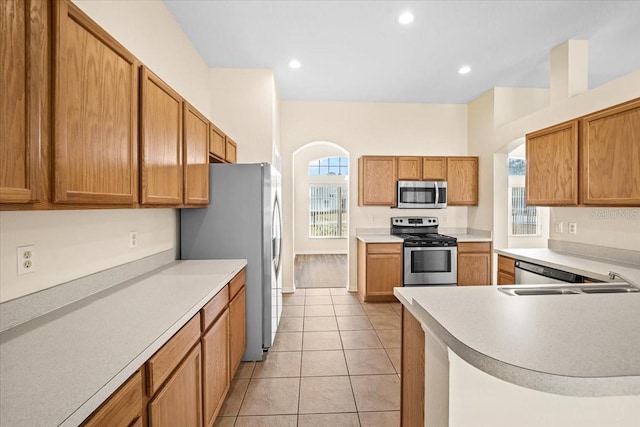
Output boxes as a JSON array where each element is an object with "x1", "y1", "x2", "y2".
[
  {"x1": 580, "y1": 98, "x2": 640, "y2": 206},
  {"x1": 202, "y1": 310, "x2": 229, "y2": 427},
  {"x1": 149, "y1": 345, "x2": 203, "y2": 427},
  {"x1": 397, "y1": 157, "x2": 422, "y2": 180},
  {"x1": 401, "y1": 307, "x2": 425, "y2": 427},
  {"x1": 82, "y1": 370, "x2": 143, "y2": 427},
  {"x1": 225, "y1": 137, "x2": 237, "y2": 164},
  {"x1": 526, "y1": 121, "x2": 579, "y2": 206},
  {"x1": 457, "y1": 242, "x2": 491, "y2": 286},
  {"x1": 1, "y1": 0, "x2": 45, "y2": 204},
  {"x1": 358, "y1": 156, "x2": 397, "y2": 206},
  {"x1": 53, "y1": 0, "x2": 138, "y2": 205},
  {"x1": 140, "y1": 66, "x2": 183, "y2": 205},
  {"x1": 422, "y1": 157, "x2": 447, "y2": 181},
  {"x1": 357, "y1": 240, "x2": 402, "y2": 302},
  {"x1": 229, "y1": 285, "x2": 246, "y2": 379},
  {"x1": 497, "y1": 255, "x2": 516, "y2": 285},
  {"x1": 447, "y1": 157, "x2": 478, "y2": 206},
  {"x1": 209, "y1": 123, "x2": 226, "y2": 161},
  {"x1": 183, "y1": 102, "x2": 209, "y2": 206}
]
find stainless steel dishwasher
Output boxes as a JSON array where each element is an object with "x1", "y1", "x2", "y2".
[{"x1": 514, "y1": 260, "x2": 584, "y2": 284}]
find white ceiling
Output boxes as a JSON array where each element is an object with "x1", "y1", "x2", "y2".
[{"x1": 164, "y1": 1, "x2": 640, "y2": 104}]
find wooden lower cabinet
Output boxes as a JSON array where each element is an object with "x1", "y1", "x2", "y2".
[
  {"x1": 202, "y1": 310, "x2": 229, "y2": 427},
  {"x1": 401, "y1": 306, "x2": 425, "y2": 427},
  {"x1": 149, "y1": 344, "x2": 202, "y2": 427},
  {"x1": 82, "y1": 370, "x2": 143, "y2": 427},
  {"x1": 357, "y1": 240, "x2": 402, "y2": 301},
  {"x1": 229, "y1": 286, "x2": 247, "y2": 379},
  {"x1": 497, "y1": 255, "x2": 516, "y2": 285},
  {"x1": 457, "y1": 242, "x2": 491, "y2": 286}
]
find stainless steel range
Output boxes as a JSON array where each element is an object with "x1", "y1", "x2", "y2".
[{"x1": 391, "y1": 216, "x2": 457, "y2": 286}]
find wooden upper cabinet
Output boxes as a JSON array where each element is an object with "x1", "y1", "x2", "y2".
[
  {"x1": 397, "y1": 157, "x2": 422, "y2": 180},
  {"x1": 422, "y1": 157, "x2": 447, "y2": 180},
  {"x1": 447, "y1": 157, "x2": 478, "y2": 205},
  {"x1": 580, "y1": 98, "x2": 640, "y2": 206},
  {"x1": 358, "y1": 156, "x2": 397, "y2": 206},
  {"x1": 1, "y1": 0, "x2": 45, "y2": 204},
  {"x1": 225, "y1": 137, "x2": 237, "y2": 164},
  {"x1": 140, "y1": 66, "x2": 183, "y2": 205},
  {"x1": 53, "y1": 0, "x2": 139, "y2": 204},
  {"x1": 209, "y1": 123, "x2": 226, "y2": 161},
  {"x1": 183, "y1": 102, "x2": 209, "y2": 206},
  {"x1": 526, "y1": 121, "x2": 579, "y2": 206}
]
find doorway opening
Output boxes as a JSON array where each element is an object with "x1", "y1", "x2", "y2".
[{"x1": 292, "y1": 142, "x2": 350, "y2": 289}]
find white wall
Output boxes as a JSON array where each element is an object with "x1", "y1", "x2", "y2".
[
  {"x1": 209, "y1": 69, "x2": 280, "y2": 165},
  {"x1": 0, "y1": 0, "x2": 213, "y2": 302},
  {"x1": 281, "y1": 101, "x2": 469, "y2": 291},
  {"x1": 293, "y1": 143, "x2": 349, "y2": 254}
]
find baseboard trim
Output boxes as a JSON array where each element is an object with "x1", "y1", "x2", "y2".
[{"x1": 295, "y1": 250, "x2": 348, "y2": 255}]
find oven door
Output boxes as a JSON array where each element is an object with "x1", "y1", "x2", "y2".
[{"x1": 403, "y1": 245, "x2": 457, "y2": 285}]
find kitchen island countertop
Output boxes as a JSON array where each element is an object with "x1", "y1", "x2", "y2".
[
  {"x1": 395, "y1": 284, "x2": 640, "y2": 397},
  {"x1": 0, "y1": 259, "x2": 247, "y2": 427}
]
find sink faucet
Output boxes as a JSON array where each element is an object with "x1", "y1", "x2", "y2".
[{"x1": 608, "y1": 271, "x2": 639, "y2": 288}]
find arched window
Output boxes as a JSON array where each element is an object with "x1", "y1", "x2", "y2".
[{"x1": 308, "y1": 156, "x2": 349, "y2": 176}]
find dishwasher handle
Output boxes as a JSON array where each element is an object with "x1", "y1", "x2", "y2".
[{"x1": 515, "y1": 260, "x2": 584, "y2": 283}]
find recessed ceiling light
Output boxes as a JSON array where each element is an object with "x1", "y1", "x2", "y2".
[
  {"x1": 398, "y1": 11, "x2": 414, "y2": 25},
  {"x1": 458, "y1": 65, "x2": 471, "y2": 75},
  {"x1": 289, "y1": 59, "x2": 301, "y2": 69}
]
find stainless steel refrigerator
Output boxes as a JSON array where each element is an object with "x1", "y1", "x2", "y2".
[{"x1": 180, "y1": 163, "x2": 282, "y2": 361}]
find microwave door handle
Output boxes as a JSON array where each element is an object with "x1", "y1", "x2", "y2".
[{"x1": 434, "y1": 183, "x2": 438, "y2": 206}]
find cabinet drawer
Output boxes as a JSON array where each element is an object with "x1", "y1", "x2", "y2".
[
  {"x1": 82, "y1": 370, "x2": 142, "y2": 427},
  {"x1": 457, "y1": 242, "x2": 491, "y2": 253},
  {"x1": 201, "y1": 285, "x2": 229, "y2": 332},
  {"x1": 497, "y1": 255, "x2": 516, "y2": 275},
  {"x1": 147, "y1": 314, "x2": 201, "y2": 395},
  {"x1": 367, "y1": 243, "x2": 402, "y2": 254},
  {"x1": 229, "y1": 268, "x2": 246, "y2": 300}
]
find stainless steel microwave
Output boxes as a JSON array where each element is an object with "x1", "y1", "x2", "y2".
[{"x1": 397, "y1": 181, "x2": 447, "y2": 209}]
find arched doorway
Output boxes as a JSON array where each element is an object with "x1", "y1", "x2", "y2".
[{"x1": 292, "y1": 142, "x2": 350, "y2": 290}]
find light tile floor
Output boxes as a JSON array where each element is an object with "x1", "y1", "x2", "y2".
[{"x1": 215, "y1": 288, "x2": 401, "y2": 426}]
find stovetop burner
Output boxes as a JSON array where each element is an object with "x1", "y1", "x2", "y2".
[{"x1": 391, "y1": 217, "x2": 457, "y2": 247}]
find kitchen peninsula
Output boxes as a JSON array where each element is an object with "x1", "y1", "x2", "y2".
[{"x1": 395, "y1": 277, "x2": 640, "y2": 426}]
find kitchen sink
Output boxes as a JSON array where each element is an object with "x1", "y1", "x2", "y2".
[{"x1": 499, "y1": 283, "x2": 640, "y2": 296}]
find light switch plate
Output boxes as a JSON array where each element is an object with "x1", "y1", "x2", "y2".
[{"x1": 554, "y1": 222, "x2": 563, "y2": 233}]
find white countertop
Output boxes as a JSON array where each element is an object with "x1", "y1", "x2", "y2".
[
  {"x1": 495, "y1": 248, "x2": 640, "y2": 284},
  {"x1": 395, "y1": 283, "x2": 640, "y2": 397},
  {"x1": 0, "y1": 259, "x2": 247, "y2": 427}
]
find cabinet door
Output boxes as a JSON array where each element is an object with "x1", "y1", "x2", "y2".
[
  {"x1": 447, "y1": 157, "x2": 478, "y2": 206},
  {"x1": 149, "y1": 345, "x2": 202, "y2": 427},
  {"x1": 401, "y1": 307, "x2": 425, "y2": 427},
  {"x1": 358, "y1": 156, "x2": 397, "y2": 206},
  {"x1": 209, "y1": 123, "x2": 226, "y2": 161},
  {"x1": 397, "y1": 157, "x2": 422, "y2": 180},
  {"x1": 526, "y1": 121, "x2": 578, "y2": 206},
  {"x1": 225, "y1": 137, "x2": 237, "y2": 164},
  {"x1": 229, "y1": 286, "x2": 246, "y2": 379},
  {"x1": 580, "y1": 98, "x2": 640, "y2": 206},
  {"x1": 422, "y1": 157, "x2": 447, "y2": 181},
  {"x1": 183, "y1": 102, "x2": 209, "y2": 206},
  {"x1": 1, "y1": 0, "x2": 45, "y2": 204},
  {"x1": 457, "y1": 242, "x2": 491, "y2": 286},
  {"x1": 202, "y1": 309, "x2": 229, "y2": 427},
  {"x1": 140, "y1": 66, "x2": 183, "y2": 205},
  {"x1": 83, "y1": 371, "x2": 143, "y2": 427},
  {"x1": 53, "y1": 0, "x2": 138, "y2": 204},
  {"x1": 497, "y1": 271, "x2": 515, "y2": 285},
  {"x1": 366, "y1": 253, "x2": 402, "y2": 297}
]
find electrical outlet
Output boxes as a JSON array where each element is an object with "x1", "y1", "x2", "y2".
[
  {"x1": 129, "y1": 231, "x2": 137, "y2": 248},
  {"x1": 568, "y1": 222, "x2": 577, "y2": 235},
  {"x1": 554, "y1": 221, "x2": 563, "y2": 233},
  {"x1": 17, "y1": 245, "x2": 36, "y2": 275}
]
